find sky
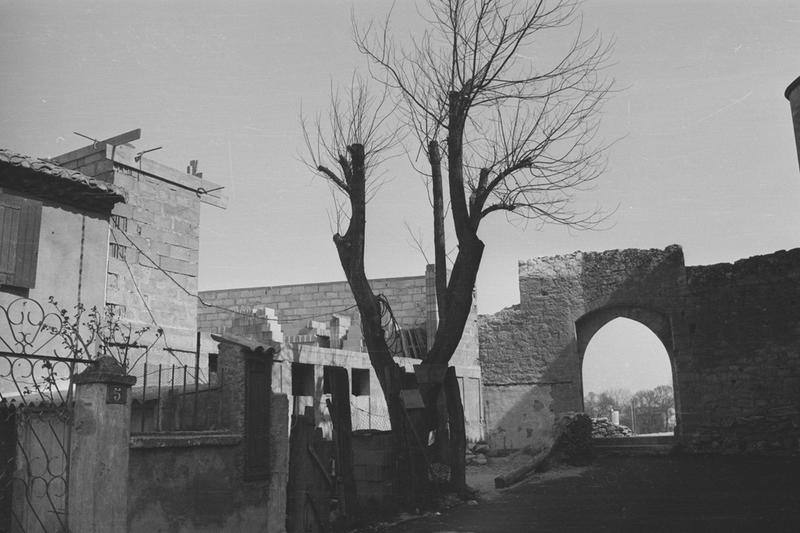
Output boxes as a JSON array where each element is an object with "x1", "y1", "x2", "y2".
[
  {"x1": 582, "y1": 317, "x2": 672, "y2": 394},
  {"x1": 1, "y1": 0, "x2": 798, "y2": 391}
]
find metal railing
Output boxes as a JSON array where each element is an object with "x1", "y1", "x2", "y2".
[{"x1": 130, "y1": 362, "x2": 224, "y2": 434}]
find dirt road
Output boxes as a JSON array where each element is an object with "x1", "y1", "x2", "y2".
[{"x1": 379, "y1": 455, "x2": 800, "y2": 532}]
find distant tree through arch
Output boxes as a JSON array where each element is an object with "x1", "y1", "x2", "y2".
[{"x1": 581, "y1": 317, "x2": 676, "y2": 434}]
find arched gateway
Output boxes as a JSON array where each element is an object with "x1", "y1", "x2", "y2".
[
  {"x1": 577, "y1": 308, "x2": 679, "y2": 436},
  {"x1": 479, "y1": 245, "x2": 800, "y2": 455}
]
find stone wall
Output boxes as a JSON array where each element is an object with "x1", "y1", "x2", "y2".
[
  {"x1": 681, "y1": 251, "x2": 800, "y2": 453},
  {"x1": 480, "y1": 245, "x2": 800, "y2": 455},
  {"x1": 127, "y1": 339, "x2": 289, "y2": 533}
]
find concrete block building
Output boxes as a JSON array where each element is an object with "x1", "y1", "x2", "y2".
[
  {"x1": 198, "y1": 267, "x2": 485, "y2": 442},
  {"x1": 51, "y1": 130, "x2": 227, "y2": 373}
]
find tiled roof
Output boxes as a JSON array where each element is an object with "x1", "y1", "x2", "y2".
[{"x1": 0, "y1": 147, "x2": 126, "y2": 210}]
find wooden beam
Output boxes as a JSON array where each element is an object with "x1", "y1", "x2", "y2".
[{"x1": 102, "y1": 129, "x2": 141, "y2": 146}]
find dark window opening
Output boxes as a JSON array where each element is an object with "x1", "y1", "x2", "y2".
[
  {"x1": 111, "y1": 214, "x2": 128, "y2": 232},
  {"x1": 401, "y1": 369, "x2": 418, "y2": 390},
  {"x1": 109, "y1": 242, "x2": 127, "y2": 261},
  {"x1": 322, "y1": 366, "x2": 337, "y2": 394},
  {"x1": 105, "y1": 302, "x2": 127, "y2": 319},
  {"x1": 208, "y1": 353, "x2": 218, "y2": 373},
  {"x1": 291, "y1": 363, "x2": 314, "y2": 396},
  {"x1": 352, "y1": 368, "x2": 370, "y2": 396}
]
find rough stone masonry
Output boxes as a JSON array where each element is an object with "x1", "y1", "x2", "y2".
[{"x1": 480, "y1": 245, "x2": 800, "y2": 455}]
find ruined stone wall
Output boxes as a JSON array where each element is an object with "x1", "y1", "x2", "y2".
[
  {"x1": 480, "y1": 246, "x2": 800, "y2": 455},
  {"x1": 681, "y1": 250, "x2": 800, "y2": 453}
]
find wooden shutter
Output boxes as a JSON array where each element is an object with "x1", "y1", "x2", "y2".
[{"x1": 0, "y1": 192, "x2": 42, "y2": 289}]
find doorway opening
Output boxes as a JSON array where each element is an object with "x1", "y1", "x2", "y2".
[{"x1": 581, "y1": 317, "x2": 675, "y2": 436}]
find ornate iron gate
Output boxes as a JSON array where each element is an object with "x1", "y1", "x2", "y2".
[{"x1": 0, "y1": 297, "x2": 90, "y2": 533}]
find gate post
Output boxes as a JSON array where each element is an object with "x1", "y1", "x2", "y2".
[{"x1": 67, "y1": 356, "x2": 136, "y2": 533}]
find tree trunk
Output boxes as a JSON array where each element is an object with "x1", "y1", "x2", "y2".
[
  {"x1": 444, "y1": 367, "x2": 466, "y2": 495},
  {"x1": 332, "y1": 143, "x2": 422, "y2": 508}
]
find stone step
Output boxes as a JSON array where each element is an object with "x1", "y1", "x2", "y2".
[{"x1": 592, "y1": 435, "x2": 675, "y2": 455}]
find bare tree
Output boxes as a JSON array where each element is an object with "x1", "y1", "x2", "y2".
[{"x1": 304, "y1": 0, "x2": 612, "y2": 500}]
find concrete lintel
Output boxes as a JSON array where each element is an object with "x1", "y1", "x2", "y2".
[{"x1": 211, "y1": 332, "x2": 281, "y2": 355}]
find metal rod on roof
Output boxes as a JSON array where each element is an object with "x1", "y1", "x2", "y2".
[
  {"x1": 134, "y1": 146, "x2": 162, "y2": 162},
  {"x1": 73, "y1": 131, "x2": 101, "y2": 147}
]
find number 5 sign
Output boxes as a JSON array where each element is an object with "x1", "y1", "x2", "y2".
[{"x1": 106, "y1": 384, "x2": 128, "y2": 404}]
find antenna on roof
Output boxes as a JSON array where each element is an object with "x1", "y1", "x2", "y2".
[{"x1": 73, "y1": 131, "x2": 101, "y2": 147}]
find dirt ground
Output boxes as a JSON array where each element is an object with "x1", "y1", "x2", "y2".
[
  {"x1": 463, "y1": 452, "x2": 584, "y2": 501},
  {"x1": 372, "y1": 454, "x2": 800, "y2": 532}
]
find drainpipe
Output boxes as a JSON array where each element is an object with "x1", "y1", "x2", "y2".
[{"x1": 785, "y1": 75, "x2": 800, "y2": 172}]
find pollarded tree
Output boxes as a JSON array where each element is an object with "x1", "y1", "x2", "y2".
[{"x1": 304, "y1": 0, "x2": 612, "y2": 498}]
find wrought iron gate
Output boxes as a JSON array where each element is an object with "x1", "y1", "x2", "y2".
[{"x1": 0, "y1": 297, "x2": 90, "y2": 533}]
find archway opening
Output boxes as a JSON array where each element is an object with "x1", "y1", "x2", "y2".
[{"x1": 582, "y1": 317, "x2": 675, "y2": 436}]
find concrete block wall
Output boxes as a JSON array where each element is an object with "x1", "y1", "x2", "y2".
[
  {"x1": 272, "y1": 344, "x2": 484, "y2": 442},
  {"x1": 351, "y1": 431, "x2": 397, "y2": 511},
  {"x1": 199, "y1": 276, "x2": 428, "y2": 342},
  {"x1": 480, "y1": 246, "x2": 800, "y2": 455},
  {"x1": 198, "y1": 270, "x2": 480, "y2": 368},
  {"x1": 53, "y1": 143, "x2": 204, "y2": 369}
]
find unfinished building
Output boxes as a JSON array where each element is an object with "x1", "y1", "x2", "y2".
[
  {"x1": 198, "y1": 266, "x2": 485, "y2": 442},
  {"x1": 50, "y1": 129, "x2": 227, "y2": 373}
]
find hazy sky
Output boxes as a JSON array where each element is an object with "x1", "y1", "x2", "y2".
[
  {"x1": 1, "y1": 0, "x2": 798, "y2": 390},
  {"x1": 582, "y1": 317, "x2": 673, "y2": 394}
]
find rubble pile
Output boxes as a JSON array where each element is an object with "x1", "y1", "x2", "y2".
[
  {"x1": 465, "y1": 441, "x2": 490, "y2": 466},
  {"x1": 550, "y1": 412, "x2": 593, "y2": 465},
  {"x1": 592, "y1": 417, "x2": 633, "y2": 438}
]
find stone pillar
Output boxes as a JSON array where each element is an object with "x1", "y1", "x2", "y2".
[
  {"x1": 785, "y1": 75, "x2": 800, "y2": 172},
  {"x1": 68, "y1": 356, "x2": 136, "y2": 533}
]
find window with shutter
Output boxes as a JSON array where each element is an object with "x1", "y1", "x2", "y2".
[{"x1": 0, "y1": 191, "x2": 42, "y2": 289}]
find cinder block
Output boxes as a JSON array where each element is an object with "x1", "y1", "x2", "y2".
[{"x1": 159, "y1": 256, "x2": 197, "y2": 277}]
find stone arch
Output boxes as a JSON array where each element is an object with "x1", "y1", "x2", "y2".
[{"x1": 575, "y1": 305, "x2": 681, "y2": 435}]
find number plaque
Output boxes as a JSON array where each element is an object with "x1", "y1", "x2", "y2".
[{"x1": 106, "y1": 384, "x2": 127, "y2": 404}]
